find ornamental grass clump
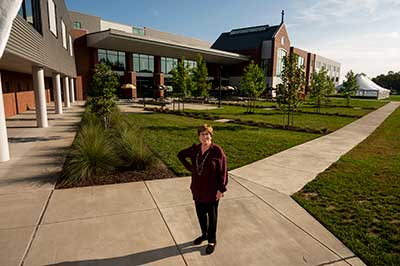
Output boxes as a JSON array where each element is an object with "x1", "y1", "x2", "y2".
[
  {"x1": 115, "y1": 127, "x2": 155, "y2": 171},
  {"x1": 61, "y1": 121, "x2": 117, "y2": 186}
]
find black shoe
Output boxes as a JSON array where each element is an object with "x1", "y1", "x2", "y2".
[
  {"x1": 193, "y1": 235, "x2": 207, "y2": 245},
  {"x1": 206, "y1": 242, "x2": 216, "y2": 254}
]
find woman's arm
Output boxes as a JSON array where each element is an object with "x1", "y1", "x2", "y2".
[
  {"x1": 177, "y1": 145, "x2": 195, "y2": 172},
  {"x1": 216, "y1": 149, "x2": 228, "y2": 193}
]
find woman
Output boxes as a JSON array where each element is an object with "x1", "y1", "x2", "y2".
[{"x1": 178, "y1": 124, "x2": 228, "y2": 254}]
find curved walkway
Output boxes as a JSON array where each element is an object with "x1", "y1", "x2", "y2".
[{"x1": 0, "y1": 101, "x2": 398, "y2": 266}]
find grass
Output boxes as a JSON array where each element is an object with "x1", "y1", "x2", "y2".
[
  {"x1": 184, "y1": 105, "x2": 357, "y2": 132},
  {"x1": 126, "y1": 113, "x2": 320, "y2": 176},
  {"x1": 293, "y1": 106, "x2": 400, "y2": 266},
  {"x1": 389, "y1": 95, "x2": 400, "y2": 101}
]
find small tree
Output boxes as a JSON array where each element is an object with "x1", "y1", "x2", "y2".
[
  {"x1": 309, "y1": 69, "x2": 335, "y2": 112},
  {"x1": 192, "y1": 54, "x2": 210, "y2": 98},
  {"x1": 341, "y1": 70, "x2": 359, "y2": 106},
  {"x1": 276, "y1": 53, "x2": 305, "y2": 127},
  {"x1": 171, "y1": 57, "x2": 191, "y2": 97},
  {"x1": 240, "y1": 61, "x2": 266, "y2": 113},
  {"x1": 87, "y1": 63, "x2": 119, "y2": 128}
]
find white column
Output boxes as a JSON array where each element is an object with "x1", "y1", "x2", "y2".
[
  {"x1": 52, "y1": 73, "x2": 62, "y2": 114},
  {"x1": 63, "y1": 76, "x2": 70, "y2": 108},
  {"x1": 32, "y1": 66, "x2": 48, "y2": 128},
  {"x1": 0, "y1": 73, "x2": 10, "y2": 162},
  {"x1": 69, "y1": 77, "x2": 75, "y2": 103}
]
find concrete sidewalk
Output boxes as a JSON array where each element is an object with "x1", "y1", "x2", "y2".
[
  {"x1": 0, "y1": 102, "x2": 85, "y2": 266},
  {"x1": 1, "y1": 101, "x2": 398, "y2": 266}
]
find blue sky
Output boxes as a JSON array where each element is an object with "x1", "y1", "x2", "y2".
[{"x1": 66, "y1": 0, "x2": 400, "y2": 81}]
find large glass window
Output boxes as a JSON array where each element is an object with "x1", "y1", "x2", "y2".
[
  {"x1": 18, "y1": 0, "x2": 42, "y2": 33},
  {"x1": 47, "y1": 0, "x2": 57, "y2": 37},
  {"x1": 184, "y1": 59, "x2": 197, "y2": 70},
  {"x1": 98, "y1": 49, "x2": 126, "y2": 71},
  {"x1": 133, "y1": 53, "x2": 154, "y2": 73},
  {"x1": 161, "y1": 57, "x2": 178, "y2": 74},
  {"x1": 276, "y1": 49, "x2": 287, "y2": 77}
]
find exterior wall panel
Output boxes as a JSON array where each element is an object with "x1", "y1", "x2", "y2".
[
  {"x1": 3, "y1": 93, "x2": 17, "y2": 117},
  {"x1": 5, "y1": 0, "x2": 77, "y2": 77}
]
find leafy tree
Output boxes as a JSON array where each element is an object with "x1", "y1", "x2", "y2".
[
  {"x1": 276, "y1": 53, "x2": 305, "y2": 127},
  {"x1": 240, "y1": 61, "x2": 266, "y2": 113},
  {"x1": 87, "y1": 63, "x2": 119, "y2": 128},
  {"x1": 372, "y1": 71, "x2": 400, "y2": 94},
  {"x1": 192, "y1": 54, "x2": 210, "y2": 97},
  {"x1": 341, "y1": 70, "x2": 359, "y2": 107},
  {"x1": 171, "y1": 57, "x2": 191, "y2": 97},
  {"x1": 309, "y1": 69, "x2": 335, "y2": 112}
]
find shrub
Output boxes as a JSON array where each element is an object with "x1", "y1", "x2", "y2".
[
  {"x1": 115, "y1": 127, "x2": 155, "y2": 170},
  {"x1": 61, "y1": 121, "x2": 117, "y2": 186}
]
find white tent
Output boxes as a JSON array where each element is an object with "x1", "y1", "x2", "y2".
[{"x1": 355, "y1": 74, "x2": 390, "y2": 99}]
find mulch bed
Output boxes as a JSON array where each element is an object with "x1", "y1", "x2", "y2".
[{"x1": 56, "y1": 159, "x2": 177, "y2": 189}]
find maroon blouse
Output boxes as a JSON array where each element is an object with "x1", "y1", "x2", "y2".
[{"x1": 178, "y1": 143, "x2": 228, "y2": 203}]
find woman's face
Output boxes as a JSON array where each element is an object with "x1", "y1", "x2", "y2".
[{"x1": 199, "y1": 130, "x2": 212, "y2": 145}]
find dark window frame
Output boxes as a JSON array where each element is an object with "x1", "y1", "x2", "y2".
[{"x1": 18, "y1": 0, "x2": 42, "y2": 34}]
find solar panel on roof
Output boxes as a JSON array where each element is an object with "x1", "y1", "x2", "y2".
[{"x1": 229, "y1": 25, "x2": 269, "y2": 35}]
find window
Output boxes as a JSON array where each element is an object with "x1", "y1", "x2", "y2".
[
  {"x1": 297, "y1": 56, "x2": 305, "y2": 68},
  {"x1": 98, "y1": 49, "x2": 126, "y2": 71},
  {"x1": 68, "y1": 35, "x2": 73, "y2": 56},
  {"x1": 133, "y1": 53, "x2": 154, "y2": 72},
  {"x1": 161, "y1": 57, "x2": 178, "y2": 74},
  {"x1": 47, "y1": 0, "x2": 57, "y2": 37},
  {"x1": 276, "y1": 49, "x2": 287, "y2": 77},
  {"x1": 281, "y1": 36, "x2": 285, "y2": 45},
  {"x1": 184, "y1": 59, "x2": 197, "y2": 70},
  {"x1": 73, "y1": 21, "x2": 81, "y2": 29},
  {"x1": 18, "y1": 0, "x2": 42, "y2": 33},
  {"x1": 61, "y1": 20, "x2": 67, "y2": 49},
  {"x1": 132, "y1": 26, "x2": 145, "y2": 35}
]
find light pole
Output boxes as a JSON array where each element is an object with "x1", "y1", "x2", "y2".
[{"x1": 218, "y1": 65, "x2": 222, "y2": 108}]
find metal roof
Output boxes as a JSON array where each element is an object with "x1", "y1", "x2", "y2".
[{"x1": 86, "y1": 29, "x2": 250, "y2": 65}]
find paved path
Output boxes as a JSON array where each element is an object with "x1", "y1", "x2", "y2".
[
  {"x1": 0, "y1": 102, "x2": 85, "y2": 266},
  {"x1": 1, "y1": 101, "x2": 398, "y2": 266}
]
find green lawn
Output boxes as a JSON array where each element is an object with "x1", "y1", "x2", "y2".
[
  {"x1": 127, "y1": 113, "x2": 320, "y2": 176},
  {"x1": 389, "y1": 95, "x2": 400, "y2": 101},
  {"x1": 293, "y1": 107, "x2": 400, "y2": 266},
  {"x1": 323, "y1": 97, "x2": 389, "y2": 108},
  {"x1": 185, "y1": 105, "x2": 357, "y2": 132}
]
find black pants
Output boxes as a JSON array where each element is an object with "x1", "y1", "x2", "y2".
[{"x1": 195, "y1": 200, "x2": 219, "y2": 243}]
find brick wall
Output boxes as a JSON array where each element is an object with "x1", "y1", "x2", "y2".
[
  {"x1": 3, "y1": 93, "x2": 17, "y2": 117},
  {"x1": 16, "y1": 91, "x2": 35, "y2": 113}
]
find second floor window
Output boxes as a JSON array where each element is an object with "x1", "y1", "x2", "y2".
[
  {"x1": 276, "y1": 49, "x2": 287, "y2": 77},
  {"x1": 18, "y1": 0, "x2": 42, "y2": 33}
]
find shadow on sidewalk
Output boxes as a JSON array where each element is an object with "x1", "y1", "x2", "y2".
[{"x1": 45, "y1": 241, "x2": 205, "y2": 266}]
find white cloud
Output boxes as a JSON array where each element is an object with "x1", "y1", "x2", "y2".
[
  {"x1": 309, "y1": 31, "x2": 400, "y2": 80},
  {"x1": 297, "y1": 0, "x2": 400, "y2": 24}
]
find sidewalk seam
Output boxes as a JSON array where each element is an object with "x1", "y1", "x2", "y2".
[
  {"x1": 143, "y1": 181, "x2": 189, "y2": 266},
  {"x1": 230, "y1": 173, "x2": 353, "y2": 266},
  {"x1": 19, "y1": 188, "x2": 55, "y2": 266}
]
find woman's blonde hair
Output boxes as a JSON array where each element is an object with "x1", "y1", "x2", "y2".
[{"x1": 198, "y1": 124, "x2": 213, "y2": 136}]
